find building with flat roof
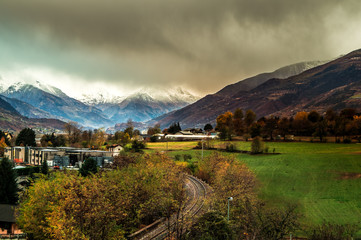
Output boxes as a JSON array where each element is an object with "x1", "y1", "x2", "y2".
[{"x1": 4, "y1": 147, "x2": 114, "y2": 168}]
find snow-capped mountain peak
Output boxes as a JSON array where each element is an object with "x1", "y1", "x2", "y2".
[
  {"x1": 133, "y1": 87, "x2": 199, "y2": 104},
  {"x1": 79, "y1": 90, "x2": 126, "y2": 105},
  {"x1": 5, "y1": 82, "x2": 27, "y2": 94},
  {"x1": 33, "y1": 80, "x2": 69, "y2": 98}
]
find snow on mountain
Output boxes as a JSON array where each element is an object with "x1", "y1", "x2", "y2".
[
  {"x1": 3, "y1": 82, "x2": 114, "y2": 128},
  {"x1": 33, "y1": 80, "x2": 69, "y2": 99},
  {"x1": 0, "y1": 74, "x2": 199, "y2": 126},
  {"x1": 79, "y1": 90, "x2": 126, "y2": 105},
  {"x1": 96, "y1": 88, "x2": 199, "y2": 123},
  {"x1": 128, "y1": 87, "x2": 199, "y2": 105},
  {"x1": 78, "y1": 87, "x2": 199, "y2": 106}
]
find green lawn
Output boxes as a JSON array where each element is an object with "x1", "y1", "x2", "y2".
[{"x1": 146, "y1": 141, "x2": 361, "y2": 233}]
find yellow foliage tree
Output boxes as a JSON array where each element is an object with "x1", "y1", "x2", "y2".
[{"x1": 17, "y1": 153, "x2": 185, "y2": 239}]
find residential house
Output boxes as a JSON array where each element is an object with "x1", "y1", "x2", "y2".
[
  {"x1": 108, "y1": 145, "x2": 124, "y2": 156},
  {"x1": 0, "y1": 204, "x2": 23, "y2": 236}
]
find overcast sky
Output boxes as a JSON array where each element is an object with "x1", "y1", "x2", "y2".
[{"x1": 1, "y1": 0, "x2": 361, "y2": 98}]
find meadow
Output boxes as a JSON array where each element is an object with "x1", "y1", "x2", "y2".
[{"x1": 146, "y1": 140, "x2": 361, "y2": 234}]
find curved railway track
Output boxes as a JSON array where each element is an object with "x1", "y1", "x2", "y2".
[{"x1": 129, "y1": 174, "x2": 209, "y2": 240}]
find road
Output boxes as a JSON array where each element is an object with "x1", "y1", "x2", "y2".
[{"x1": 128, "y1": 174, "x2": 210, "y2": 240}]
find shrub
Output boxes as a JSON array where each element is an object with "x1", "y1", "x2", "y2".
[
  {"x1": 187, "y1": 161, "x2": 197, "y2": 174},
  {"x1": 251, "y1": 136, "x2": 264, "y2": 154},
  {"x1": 131, "y1": 140, "x2": 146, "y2": 152},
  {"x1": 183, "y1": 154, "x2": 192, "y2": 161},
  {"x1": 150, "y1": 136, "x2": 158, "y2": 142},
  {"x1": 112, "y1": 152, "x2": 138, "y2": 169},
  {"x1": 243, "y1": 133, "x2": 251, "y2": 142},
  {"x1": 15, "y1": 166, "x2": 40, "y2": 176},
  {"x1": 225, "y1": 143, "x2": 236, "y2": 152},
  {"x1": 174, "y1": 154, "x2": 181, "y2": 161},
  {"x1": 307, "y1": 223, "x2": 358, "y2": 240},
  {"x1": 343, "y1": 138, "x2": 351, "y2": 144},
  {"x1": 79, "y1": 158, "x2": 98, "y2": 177},
  {"x1": 187, "y1": 211, "x2": 233, "y2": 240},
  {"x1": 264, "y1": 146, "x2": 269, "y2": 153}
]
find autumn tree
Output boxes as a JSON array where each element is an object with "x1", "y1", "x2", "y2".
[
  {"x1": 313, "y1": 118, "x2": 328, "y2": 142},
  {"x1": 195, "y1": 152, "x2": 300, "y2": 239},
  {"x1": 250, "y1": 122, "x2": 263, "y2": 138},
  {"x1": 64, "y1": 122, "x2": 82, "y2": 146},
  {"x1": 277, "y1": 117, "x2": 290, "y2": 140},
  {"x1": 308, "y1": 110, "x2": 321, "y2": 123},
  {"x1": 187, "y1": 211, "x2": 233, "y2": 240},
  {"x1": 124, "y1": 119, "x2": 135, "y2": 138},
  {"x1": 0, "y1": 137, "x2": 8, "y2": 157},
  {"x1": 92, "y1": 128, "x2": 106, "y2": 149},
  {"x1": 111, "y1": 152, "x2": 138, "y2": 170},
  {"x1": 18, "y1": 153, "x2": 185, "y2": 239},
  {"x1": 245, "y1": 109, "x2": 256, "y2": 131},
  {"x1": 80, "y1": 130, "x2": 93, "y2": 148},
  {"x1": 263, "y1": 115, "x2": 278, "y2": 140},
  {"x1": 0, "y1": 130, "x2": 10, "y2": 146},
  {"x1": 340, "y1": 108, "x2": 356, "y2": 120},
  {"x1": 147, "y1": 124, "x2": 161, "y2": 135},
  {"x1": 292, "y1": 111, "x2": 312, "y2": 136},
  {"x1": 41, "y1": 133, "x2": 66, "y2": 147},
  {"x1": 216, "y1": 111, "x2": 233, "y2": 140},
  {"x1": 237, "y1": 200, "x2": 300, "y2": 240},
  {"x1": 349, "y1": 116, "x2": 361, "y2": 142},
  {"x1": 233, "y1": 108, "x2": 245, "y2": 136}
]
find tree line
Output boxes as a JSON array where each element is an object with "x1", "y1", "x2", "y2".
[
  {"x1": 16, "y1": 153, "x2": 185, "y2": 239},
  {"x1": 215, "y1": 108, "x2": 361, "y2": 142}
]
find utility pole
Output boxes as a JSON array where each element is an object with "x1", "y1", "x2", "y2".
[
  {"x1": 227, "y1": 197, "x2": 233, "y2": 221},
  {"x1": 201, "y1": 139, "x2": 204, "y2": 160}
]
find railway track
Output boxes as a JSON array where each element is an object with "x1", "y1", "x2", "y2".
[{"x1": 128, "y1": 174, "x2": 209, "y2": 240}]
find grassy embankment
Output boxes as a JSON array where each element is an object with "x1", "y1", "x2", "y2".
[{"x1": 146, "y1": 141, "x2": 361, "y2": 233}]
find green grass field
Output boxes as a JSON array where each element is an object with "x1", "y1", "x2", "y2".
[{"x1": 146, "y1": 141, "x2": 361, "y2": 233}]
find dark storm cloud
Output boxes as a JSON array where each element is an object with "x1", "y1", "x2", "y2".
[{"x1": 0, "y1": 0, "x2": 361, "y2": 93}]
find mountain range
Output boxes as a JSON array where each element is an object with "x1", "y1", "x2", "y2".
[
  {"x1": 0, "y1": 80, "x2": 198, "y2": 131},
  {"x1": 152, "y1": 49, "x2": 361, "y2": 128},
  {"x1": 1, "y1": 49, "x2": 360, "y2": 132}
]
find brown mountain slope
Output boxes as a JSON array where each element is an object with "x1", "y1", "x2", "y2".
[
  {"x1": 217, "y1": 60, "x2": 327, "y2": 96},
  {"x1": 154, "y1": 49, "x2": 361, "y2": 128},
  {"x1": 0, "y1": 98, "x2": 65, "y2": 131}
]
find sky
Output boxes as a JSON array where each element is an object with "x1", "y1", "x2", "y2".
[{"x1": 1, "y1": 0, "x2": 361, "y2": 98}]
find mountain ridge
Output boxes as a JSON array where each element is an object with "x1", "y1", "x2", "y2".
[{"x1": 152, "y1": 50, "x2": 361, "y2": 128}]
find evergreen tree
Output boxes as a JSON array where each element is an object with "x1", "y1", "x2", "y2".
[
  {"x1": 0, "y1": 157, "x2": 19, "y2": 204},
  {"x1": 41, "y1": 159, "x2": 49, "y2": 175},
  {"x1": 79, "y1": 158, "x2": 98, "y2": 177},
  {"x1": 168, "y1": 122, "x2": 182, "y2": 134},
  {"x1": 16, "y1": 128, "x2": 36, "y2": 147},
  {"x1": 204, "y1": 123, "x2": 213, "y2": 132}
]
